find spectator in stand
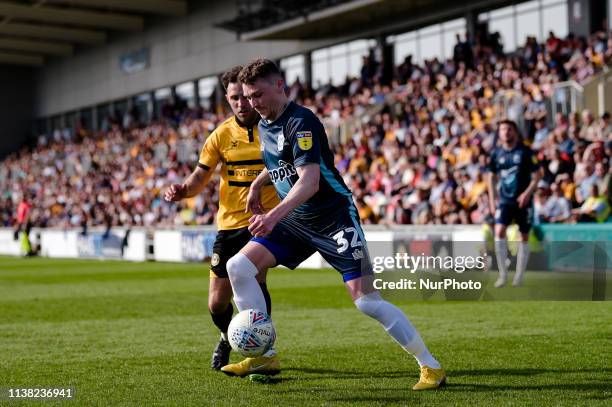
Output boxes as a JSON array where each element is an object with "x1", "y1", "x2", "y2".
[
  {"x1": 575, "y1": 162, "x2": 600, "y2": 204},
  {"x1": 535, "y1": 181, "x2": 572, "y2": 223},
  {"x1": 546, "y1": 182, "x2": 572, "y2": 223},
  {"x1": 531, "y1": 117, "x2": 549, "y2": 150},
  {"x1": 572, "y1": 184, "x2": 611, "y2": 223},
  {"x1": 579, "y1": 109, "x2": 598, "y2": 141},
  {"x1": 595, "y1": 161, "x2": 611, "y2": 202},
  {"x1": 453, "y1": 33, "x2": 474, "y2": 69},
  {"x1": 596, "y1": 112, "x2": 611, "y2": 139}
]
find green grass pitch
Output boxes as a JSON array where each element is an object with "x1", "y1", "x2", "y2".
[{"x1": 0, "y1": 256, "x2": 610, "y2": 406}]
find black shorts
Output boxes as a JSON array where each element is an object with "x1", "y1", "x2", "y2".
[
  {"x1": 252, "y1": 207, "x2": 372, "y2": 282},
  {"x1": 495, "y1": 203, "x2": 532, "y2": 234},
  {"x1": 210, "y1": 227, "x2": 253, "y2": 278}
]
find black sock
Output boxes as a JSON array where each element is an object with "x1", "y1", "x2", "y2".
[
  {"x1": 259, "y1": 282, "x2": 272, "y2": 315},
  {"x1": 210, "y1": 302, "x2": 233, "y2": 336}
]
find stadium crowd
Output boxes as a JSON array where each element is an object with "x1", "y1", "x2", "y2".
[{"x1": 0, "y1": 29, "x2": 611, "y2": 229}]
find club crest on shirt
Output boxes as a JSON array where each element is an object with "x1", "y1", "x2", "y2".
[
  {"x1": 277, "y1": 133, "x2": 285, "y2": 151},
  {"x1": 296, "y1": 131, "x2": 313, "y2": 150}
]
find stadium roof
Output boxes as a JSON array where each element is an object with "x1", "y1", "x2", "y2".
[
  {"x1": 217, "y1": 0, "x2": 516, "y2": 40},
  {"x1": 0, "y1": 0, "x2": 187, "y2": 66}
]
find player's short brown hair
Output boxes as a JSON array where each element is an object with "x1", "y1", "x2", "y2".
[
  {"x1": 238, "y1": 58, "x2": 282, "y2": 85},
  {"x1": 498, "y1": 119, "x2": 519, "y2": 133},
  {"x1": 221, "y1": 65, "x2": 243, "y2": 91}
]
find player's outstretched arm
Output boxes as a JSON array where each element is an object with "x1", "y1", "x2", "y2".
[
  {"x1": 249, "y1": 164, "x2": 319, "y2": 237},
  {"x1": 246, "y1": 168, "x2": 271, "y2": 214},
  {"x1": 267, "y1": 163, "x2": 319, "y2": 220},
  {"x1": 164, "y1": 166, "x2": 212, "y2": 202}
]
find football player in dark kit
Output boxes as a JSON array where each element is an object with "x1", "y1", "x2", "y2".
[
  {"x1": 487, "y1": 120, "x2": 543, "y2": 287},
  {"x1": 164, "y1": 66, "x2": 278, "y2": 370},
  {"x1": 221, "y1": 59, "x2": 445, "y2": 391}
]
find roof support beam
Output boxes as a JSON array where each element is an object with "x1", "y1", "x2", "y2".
[
  {"x1": 0, "y1": 22, "x2": 106, "y2": 44},
  {"x1": 0, "y1": 1, "x2": 143, "y2": 31},
  {"x1": 0, "y1": 37, "x2": 73, "y2": 56},
  {"x1": 0, "y1": 50, "x2": 43, "y2": 66},
  {"x1": 46, "y1": 0, "x2": 187, "y2": 17}
]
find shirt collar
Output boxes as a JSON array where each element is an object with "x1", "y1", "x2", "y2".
[
  {"x1": 234, "y1": 115, "x2": 259, "y2": 129},
  {"x1": 265, "y1": 101, "x2": 293, "y2": 125}
]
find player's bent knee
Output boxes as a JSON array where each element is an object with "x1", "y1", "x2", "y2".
[
  {"x1": 354, "y1": 291, "x2": 384, "y2": 319},
  {"x1": 354, "y1": 293, "x2": 406, "y2": 334},
  {"x1": 226, "y1": 252, "x2": 258, "y2": 281}
]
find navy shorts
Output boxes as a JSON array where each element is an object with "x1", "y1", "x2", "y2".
[
  {"x1": 495, "y1": 203, "x2": 532, "y2": 234},
  {"x1": 252, "y1": 207, "x2": 372, "y2": 282}
]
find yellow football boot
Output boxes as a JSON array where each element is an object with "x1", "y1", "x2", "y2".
[
  {"x1": 220, "y1": 354, "x2": 280, "y2": 377},
  {"x1": 412, "y1": 366, "x2": 446, "y2": 390}
]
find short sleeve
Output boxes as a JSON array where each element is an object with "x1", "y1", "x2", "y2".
[
  {"x1": 287, "y1": 115, "x2": 323, "y2": 167},
  {"x1": 198, "y1": 131, "x2": 221, "y2": 170}
]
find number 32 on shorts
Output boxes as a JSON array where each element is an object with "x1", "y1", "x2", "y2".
[{"x1": 332, "y1": 227, "x2": 362, "y2": 253}]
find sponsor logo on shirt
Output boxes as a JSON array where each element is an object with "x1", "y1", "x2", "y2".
[
  {"x1": 234, "y1": 168, "x2": 263, "y2": 177},
  {"x1": 269, "y1": 160, "x2": 296, "y2": 183}
]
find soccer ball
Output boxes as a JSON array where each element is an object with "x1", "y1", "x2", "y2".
[{"x1": 227, "y1": 309, "x2": 276, "y2": 357}]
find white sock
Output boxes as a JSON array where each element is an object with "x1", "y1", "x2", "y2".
[
  {"x1": 516, "y1": 242, "x2": 530, "y2": 277},
  {"x1": 494, "y1": 239, "x2": 509, "y2": 279},
  {"x1": 226, "y1": 253, "x2": 267, "y2": 312},
  {"x1": 355, "y1": 292, "x2": 441, "y2": 369}
]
